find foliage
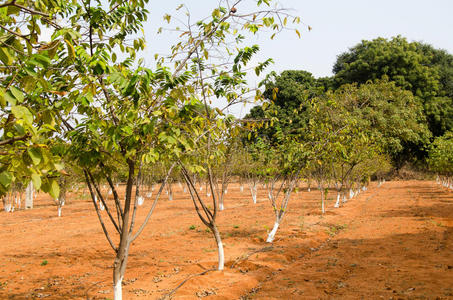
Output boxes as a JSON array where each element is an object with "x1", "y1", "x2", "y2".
[
  {"x1": 333, "y1": 36, "x2": 453, "y2": 137},
  {"x1": 332, "y1": 80, "x2": 431, "y2": 166},
  {"x1": 428, "y1": 132, "x2": 453, "y2": 175}
]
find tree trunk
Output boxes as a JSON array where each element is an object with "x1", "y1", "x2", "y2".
[
  {"x1": 266, "y1": 221, "x2": 280, "y2": 243},
  {"x1": 137, "y1": 196, "x2": 144, "y2": 206},
  {"x1": 212, "y1": 225, "x2": 224, "y2": 270},
  {"x1": 334, "y1": 192, "x2": 341, "y2": 208},
  {"x1": 25, "y1": 182, "x2": 34, "y2": 209},
  {"x1": 250, "y1": 182, "x2": 257, "y2": 204},
  {"x1": 321, "y1": 186, "x2": 325, "y2": 214}
]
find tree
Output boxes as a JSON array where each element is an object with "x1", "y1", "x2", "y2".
[
  {"x1": 2, "y1": 0, "x2": 306, "y2": 297},
  {"x1": 333, "y1": 36, "x2": 453, "y2": 138},
  {"x1": 0, "y1": 0, "x2": 66, "y2": 199},
  {"x1": 428, "y1": 132, "x2": 453, "y2": 189},
  {"x1": 332, "y1": 80, "x2": 431, "y2": 168}
]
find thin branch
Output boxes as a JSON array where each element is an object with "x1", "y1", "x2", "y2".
[
  {"x1": 130, "y1": 162, "x2": 176, "y2": 242},
  {"x1": 84, "y1": 170, "x2": 118, "y2": 252},
  {"x1": 0, "y1": 133, "x2": 30, "y2": 146},
  {"x1": 87, "y1": 171, "x2": 121, "y2": 234}
]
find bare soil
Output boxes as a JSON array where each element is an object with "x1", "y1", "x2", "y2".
[{"x1": 0, "y1": 180, "x2": 452, "y2": 299}]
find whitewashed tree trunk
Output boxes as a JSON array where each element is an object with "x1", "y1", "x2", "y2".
[
  {"x1": 266, "y1": 221, "x2": 280, "y2": 243},
  {"x1": 113, "y1": 276, "x2": 123, "y2": 300},
  {"x1": 334, "y1": 193, "x2": 341, "y2": 208},
  {"x1": 349, "y1": 188, "x2": 354, "y2": 199},
  {"x1": 342, "y1": 195, "x2": 347, "y2": 203},
  {"x1": 57, "y1": 206, "x2": 62, "y2": 217},
  {"x1": 212, "y1": 226, "x2": 224, "y2": 270},
  {"x1": 240, "y1": 185, "x2": 244, "y2": 192},
  {"x1": 137, "y1": 196, "x2": 144, "y2": 206},
  {"x1": 249, "y1": 182, "x2": 258, "y2": 204}
]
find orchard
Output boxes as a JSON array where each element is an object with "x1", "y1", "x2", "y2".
[{"x1": 1, "y1": 0, "x2": 452, "y2": 299}]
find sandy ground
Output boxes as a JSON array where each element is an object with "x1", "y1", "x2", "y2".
[{"x1": 0, "y1": 180, "x2": 452, "y2": 299}]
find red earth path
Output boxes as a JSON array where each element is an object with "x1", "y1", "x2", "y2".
[{"x1": 0, "y1": 180, "x2": 452, "y2": 299}]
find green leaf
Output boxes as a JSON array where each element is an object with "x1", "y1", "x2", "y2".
[
  {"x1": 10, "y1": 86, "x2": 24, "y2": 102},
  {"x1": 11, "y1": 105, "x2": 33, "y2": 125},
  {"x1": 31, "y1": 173, "x2": 41, "y2": 190},
  {"x1": 4, "y1": 90, "x2": 16, "y2": 105},
  {"x1": 49, "y1": 179, "x2": 60, "y2": 199},
  {"x1": 0, "y1": 171, "x2": 12, "y2": 188},
  {"x1": 64, "y1": 39, "x2": 75, "y2": 59},
  {"x1": 0, "y1": 47, "x2": 13, "y2": 65},
  {"x1": 27, "y1": 147, "x2": 42, "y2": 165}
]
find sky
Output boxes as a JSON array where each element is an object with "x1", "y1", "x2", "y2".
[{"x1": 140, "y1": 0, "x2": 453, "y2": 117}]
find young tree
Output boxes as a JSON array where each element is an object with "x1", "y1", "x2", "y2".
[{"x1": 428, "y1": 132, "x2": 453, "y2": 190}]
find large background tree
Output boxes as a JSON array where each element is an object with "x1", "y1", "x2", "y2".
[{"x1": 333, "y1": 36, "x2": 453, "y2": 137}]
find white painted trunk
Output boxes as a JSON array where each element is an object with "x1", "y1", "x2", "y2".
[
  {"x1": 207, "y1": 192, "x2": 211, "y2": 197},
  {"x1": 94, "y1": 195, "x2": 98, "y2": 203},
  {"x1": 108, "y1": 189, "x2": 112, "y2": 195},
  {"x1": 168, "y1": 193, "x2": 173, "y2": 201},
  {"x1": 146, "y1": 192, "x2": 152, "y2": 198},
  {"x1": 137, "y1": 196, "x2": 144, "y2": 206},
  {"x1": 199, "y1": 186, "x2": 203, "y2": 191},
  {"x1": 219, "y1": 202, "x2": 224, "y2": 211},
  {"x1": 114, "y1": 277, "x2": 123, "y2": 300},
  {"x1": 4, "y1": 203, "x2": 11, "y2": 212},
  {"x1": 217, "y1": 241, "x2": 224, "y2": 270},
  {"x1": 240, "y1": 185, "x2": 244, "y2": 192},
  {"x1": 266, "y1": 222, "x2": 280, "y2": 243},
  {"x1": 25, "y1": 182, "x2": 34, "y2": 209},
  {"x1": 322, "y1": 198, "x2": 325, "y2": 214},
  {"x1": 362, "y1": 186, "x2": 366, "y2": 191},
  {"x1": 349, "y1": 189, "x2": 354, "y2": 199},
  {"x1": 252, "y1": 193, "x2": 257, "y2": 204},
  {"x1": 99, "y1": 201, "x2": 105, "y2": 211},
  {"x1": 57, "y1": 206, "x2": 62, "y2": 217},
  {"x1": 307, "y1": 187, "x2": 311, "y2": 192},
  {"x1": 224, "y1": 189, "x2": 228, "y2": 195},
  {"x1": 183, "y1": 186, "x2": 187, "y2": 193},
  {"x1": 342, "y1": 195, "x2": 347, "y2": 203},
  {"x1": 334, "y1": 193, "x2": 340, "y2": 208}
]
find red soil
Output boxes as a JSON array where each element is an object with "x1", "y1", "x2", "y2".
[{"x1": 0, "y1": 180, "x2": 452, "y2": 299}]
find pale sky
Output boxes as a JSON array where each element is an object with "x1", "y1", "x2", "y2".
[{"x1": 141, "y1": 0, "x2": 453, "y2": 116}]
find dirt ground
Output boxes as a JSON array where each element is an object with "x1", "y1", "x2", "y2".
[{"x1": 0, "y1": 180, "x2": 452, "y2": 299}]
